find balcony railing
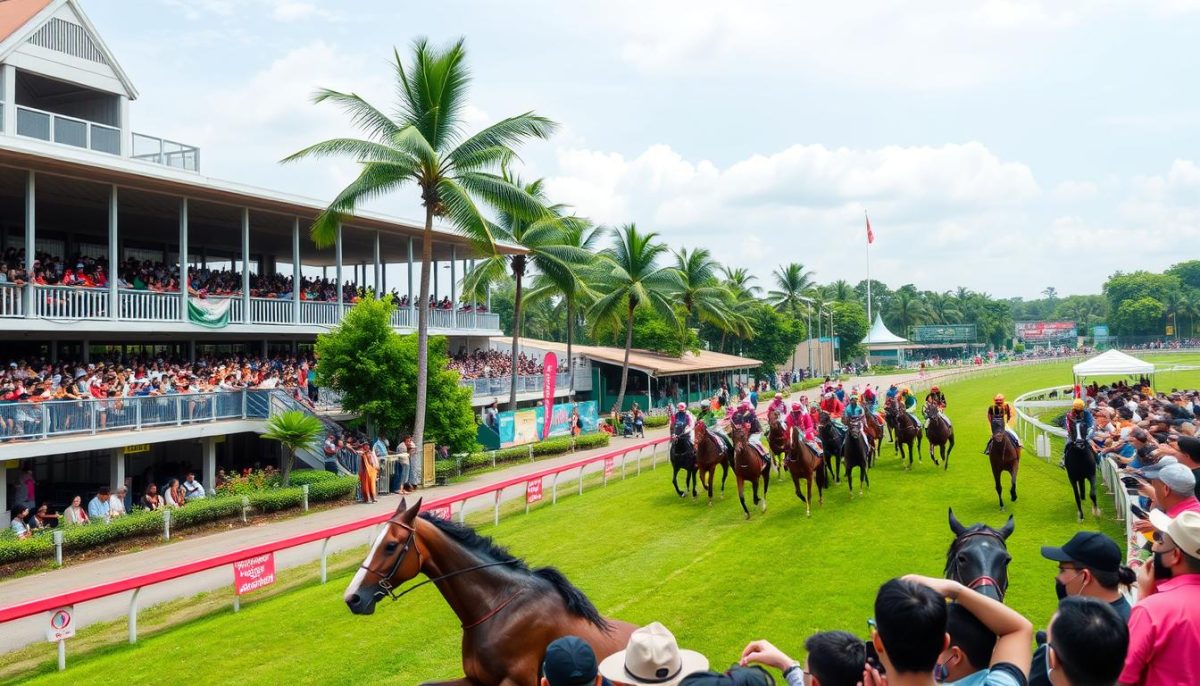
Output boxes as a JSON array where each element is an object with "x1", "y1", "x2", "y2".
[
  {"x1": 15, "y1": 105, "x2": 121, "y2": 155},
  {"x1": 6, "y1": 285, "x2": 502, "y2": 332},
  {"x1": 131, "y1": 132, "x2": 199, "y2": 171},
  {"x1": 459, "y1": 372, "x2": 574, "y2": 398}
]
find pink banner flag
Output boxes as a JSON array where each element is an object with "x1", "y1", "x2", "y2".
[{"x1": 542, "y1": 352, "x2": 558, "y2": 438}]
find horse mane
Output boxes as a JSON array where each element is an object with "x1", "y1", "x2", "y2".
[{"x1": 420, "y1": 514, "x2": 611, "y2": 631}]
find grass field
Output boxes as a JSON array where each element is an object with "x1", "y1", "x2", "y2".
[{"x1": 10, "y1": 355, "x2": 1200, "y2": 685}]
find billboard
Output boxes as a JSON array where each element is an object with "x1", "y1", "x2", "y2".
[
  {"x1": 911, "y1": 324, "x2": 977, "y2": 344},
  {"x1": 1015, "y1": 321, "x2": 1077, "y2": 343},
  {"x1": 498, "y1": 400, "x2": 600, "y2": 447}
]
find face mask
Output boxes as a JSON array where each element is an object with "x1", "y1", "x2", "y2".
[
  {"x1": 1153, "y1": 551, "x2": 1174, "y2": 581},
  {"x1": 1055, "y1": 571, "x2": 1083, "y2": 600}
]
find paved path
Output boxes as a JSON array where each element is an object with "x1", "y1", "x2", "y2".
[{"x1": 0, "y1": 368, "x2": 952, "y2": 652}]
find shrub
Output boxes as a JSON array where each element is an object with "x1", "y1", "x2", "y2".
[
  {"x1": 248, "y1": 489, "x2": 305, "y2": 513},
  {"x1": 171, "y1": 496, "x2": 245, "y2": 528},
  {"x1": 435, "y1": 432, "x2": 613, "y2": 479},
  {"x1": 644, "y1": 415, "x2": 668, "y2": 428},
  {"x1": 216, "y1": 470, "x2": 278, "y2": 495},
  {"x1": 290, "y1": 469, "x2": 339, "y2": 486},
  {"x1": 308, "y1": 476, "x2": 358, "y2": 501}
]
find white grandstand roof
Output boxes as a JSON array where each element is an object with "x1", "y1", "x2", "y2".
[{"x1": 862, "y1": 314, "x2": 909, "y2": 346}]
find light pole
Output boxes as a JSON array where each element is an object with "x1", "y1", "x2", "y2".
[
  {"x1": 799, "y1": 296, "x2": 815, "y2": 378},
  {"x1": 823, "y1": 302, "x2": 836, "y2": 373}
]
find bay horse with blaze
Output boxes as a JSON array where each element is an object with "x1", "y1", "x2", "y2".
[
  {"x1": 988, "y1": 417, "x2": 1021, "y2": 510},
  {"x1": 693, "y1": 421, "x2": 730, "y2": 505},
  {"x1": 730, "y1": 423, "x2": 770, "y2": 518}
]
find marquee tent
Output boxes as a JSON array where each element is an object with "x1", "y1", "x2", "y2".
[{"x1": 1072, "y1": 349, "x2": 1154, "y2": 381}]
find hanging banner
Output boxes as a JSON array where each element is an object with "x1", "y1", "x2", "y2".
[
  {"x1": 233, "y1": 553, "x2": 276, "y2": 595},
  {"x1": 188, "y1": 297, "x2": 232, "y2": 329},
  {"x1": 541, "y1": 353, "x2": 558, "y2": 439}
]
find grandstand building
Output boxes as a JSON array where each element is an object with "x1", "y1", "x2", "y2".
[{"x1": 0, "y1": 0, "x2": 515, "y2": 522}]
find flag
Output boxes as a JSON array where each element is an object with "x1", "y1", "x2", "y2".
[{"x1": 865, "y1": 212, "x2": 874, "y2": 244}]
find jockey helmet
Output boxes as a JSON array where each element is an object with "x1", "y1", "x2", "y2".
[
  {"x1": 931, "y1": 385, "x2": 939, "y2": 392},
  {"x1": 1072, "y1": 398, "x2": 1085, "y2": 410},
  {"x1": 901, "y1": 387, "x2": 911, "y2": 395},
  {"x1": 849, "y1": 394, "x2": 859, "y2": 402},
  {"x1": 791, "y1": 402, "x2": 802, "y2": 411},
  {"x1": 994, "y1": 393, "x2": 1005, "y2": 402},
  {"x1": 677, "y1": 402, "x2": 687, "y2": 411},
  {"x1": 774, "y1": 392, "x2": 783, "y2": 399},
  {"x1": 740, "y1": 399, "x2": 751, "y2": 409}
]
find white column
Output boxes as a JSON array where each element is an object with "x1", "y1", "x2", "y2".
[
  {"x1": 109, "y1": 448, "x2": 124, "y2": 490},
  {"x1": 373, "y1": 231, "x2": 381, "y2": 297},
  {"x1": 202, "y1": 437, "x2": 216, "y2": 495},
  {"x1": 23, "y1": 171, "x2": 34, "y2": 317},
  {"x1": 0, "y1": 462, "x2": 7, "y2": 529},
  {"x1": 118, "y1": 95, "x2": 131, "y2": 156},
  {"x1": 470, "y1": 258, "x2": 477, "y2": 328},
  {"x1": 179, "y1": 198, "x2": 188, "y2": 322},
  {"x1": 292, "y1": 218, "x2": 301, "y2": 324},
  {"x1": 109, "y1": 185, "x2": 118, "y2": 320},
  {"x1": 450, "y1": 245, "x2": 457, "y2": 329},
  {"x1": 407, "y1": 237, "x2": 414, "y2": 318},
  {"x1": 1, "y1": 64, "x2": 15, "y2": 136},
  {"x1": 335, "y1": 224, "x2": 343, "y2": 308},
  {"x1": 241, "y1": 209, "x2": 251, "y2": 323}
]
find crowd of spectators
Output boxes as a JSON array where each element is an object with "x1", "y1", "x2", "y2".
[{"x1": 449, "y1": 348, "x2": 566, "y2": 381}]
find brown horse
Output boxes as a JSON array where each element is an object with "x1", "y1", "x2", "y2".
[
  {"x1": 988, "y1": 417, "x2": 1021, "y2": 510},
  {"x1": 883, "y1": 397, "x2": 900, "y2": 444},
  {"x1": 345, "y1": 499, "x2": 637, "y2": 686},
  {"x1": 785, "y1": 426, "x2": 826, "y2": 516},
  {"x1": 861, "y1": 411, "x2": 884, "y2": 467},
  {"x1": 730, "y1": 424, "x2": 770, "y2": 519},
  {"x1": 894, "y1": 402, "x2": 924, "y2": 469},
  {"x1": 694, "y1": 421, "x2": 730, "y2": 505},
  {"x1": 767, "y1": 410, "x2": 789, "y2": 473},
  {"x1": 924, "y1": 399, "x2": 955, "y2": 469}
]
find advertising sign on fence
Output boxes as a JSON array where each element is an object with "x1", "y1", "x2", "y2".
[
  {"x1": 526, "y1": 479, "x2": 543, "y2": 504},
  {"x1": 233, "y1": 553, "x2": 276, "y2": 595},
  {"x1": 499, "y1": 401, "x2": 600, "y2": 446},
  {"x1": 1015, "y1": 321, "x2": 1077, "y2": 343},
  {"x1": 512, "y1": 409, "x2": 540, "y2": 445},
  {"x1": 46, "y1": 606, "x2": 74, "y2": 642},
  {"x1": 604, "y1": 457, "x2": 615, "y2": 478},
  {"x1": 542, "y1": 353, "x2": 557, "y2": 439}
]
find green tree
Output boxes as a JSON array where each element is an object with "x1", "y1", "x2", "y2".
[
  {"x1": 1111, "y1": 296, "x2": 1166, "y2": 336},
  {"x1": 925, "y1": 291, "x2": 962, "y2": 324},
  {"x1": 598, "y1": 307, "x2": 698, "y2": 357},
  {"x1": 285, "y1": 38, "x2": 555, "y2": 461},
  {"x1": 673, "y1": 248, "x2": 734, "y2": 348},
  {"x1": 768, "y1": 263, "x2": 816, "y2": 318},
  {"x1": 261, "y1": 410, "x2": 324, "y2": 487},
  {"x1": 1103, "y1": 271, "x2": 1180, "y2": 314},
  {"x1": 315, "y1": 297, "x2": 478, "y2": 453},
  {"x1": 1166, "y1": 260, "x2": 1200, "y2": 291},
  {"x1": 886, "y1": 289, "x2": 930, "y2": 336},
  {"x1": 738, "y1": 302, "x2": 806, "y2": 374},
  {"x1": 588, "y1": 224, "x2": 682, "y2": 413},
  {"x1": 831, "y1": 301, "x2": 869, "y2": 359},
  {"x1": 824, "y1": 279, "x2": 857, "y2": 303}
]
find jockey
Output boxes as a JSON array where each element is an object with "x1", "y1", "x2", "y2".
[
  {"x1": 728, "y1": 399, "x2": 765, "y2": 457},
  {"x1": 820, "y1": 391, "x2": 844, "y2": 419},
  {"x1": 900, "y1": 387, "x2": 922, "y2": 428},
  {"x1": 923, "y1": 385, "x2": 952, "y2": 428},
  {"x1": 885, "y1": 383, "x2": 900, "y2": 402},
  {"x1": 862, "y1": 385, "x2": 878, "y2": 414},
  {"x1": 786, "y1": 401, "x2": 823, "y2": 455},
  {"x1": 983, "y1": 393, "x2": 1022, "y2": 454},
  {"x1": 671, "y1": 402, "x2": 695, "y2": 441},
  {"x1": 1063, "y1": 398, "x2": 1094, "y2": 459},
  {"x1": 842, "y1": 394, "x2": 872, "y2": 456},
  {"x1": 834, "y1": 383, "x2": 846, "y2": 403},
  {"x1": 767, "y1": 392, "x2": 788, "y2": 426}
]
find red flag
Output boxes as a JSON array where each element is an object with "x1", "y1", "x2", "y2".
[{"x1": 865, "y1": 213, "x2": 874, "y2": 244}]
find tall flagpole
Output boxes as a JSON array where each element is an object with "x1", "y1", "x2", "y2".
[{"x1": 865, "y1": 210, "x2": 872, "y2": 330}]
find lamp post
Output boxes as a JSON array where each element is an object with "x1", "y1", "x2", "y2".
[
  {"x1": 822, "y1": 302, "x2": 836, "y2": 373},
  {"x1": 799, "y1": 295, "x2": 815, "y2": 379}
]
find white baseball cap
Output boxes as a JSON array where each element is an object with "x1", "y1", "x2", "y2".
[{"x1": 1149, "y1": 509, "x2": 1200, "y2": 559}]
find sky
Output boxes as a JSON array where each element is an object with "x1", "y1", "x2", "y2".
[{"x1": 80, "y1": 0, "x2": 1200, "y2": 299}]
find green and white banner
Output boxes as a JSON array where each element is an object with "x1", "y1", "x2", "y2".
[{"x1": 188, "y1": 298, "x2": 232, "y2": 328}]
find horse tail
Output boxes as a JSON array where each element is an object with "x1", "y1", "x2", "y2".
[{"x1": 533, "y1": 566, "x2": 612, "y2": 632}]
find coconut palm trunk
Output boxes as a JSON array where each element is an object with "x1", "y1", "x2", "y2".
[
  {"x1": 508, "y1": 255, "x2": 527, "y2": 409},
  {"x1": 413, "y1": 206, "x2": 434, "y2": 475},
  {"x1": 614, "y1": 301, "x2": 635, "y2": 413}
]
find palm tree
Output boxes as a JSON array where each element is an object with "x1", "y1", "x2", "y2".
[
  {"x1": 588, "y1": 224, "x2": 682, "y2": 413},
  {"x1": 283, "y1": 38, "x2": 556, "y2": 460},
  {"x1": 826, "y1": 279, "x2": 855, "y2": 302},
  {"x1": 720, "y1": 266, "x2": 761, "y2": 299},
  {"x1": 887, "y1": 290, "x2": 930, "y2": 336},
  {"x1": 768, "y1": 263, "x2": 816, "y2": 318},
  {"x1": 524, "y1": 222, "x2": 603, "y2": 396},
  {"x1": 926, "y1": 291, "x2": 962, "y2": 324},
  {"x1": 261, "y1": 410, "x2": 324, "y2": 487},
  {"x1": 461, "y1": 175, "x2": 589, "y2": 408},
  {"x1": 673, "y1": 248, "x2": 732, "y2": 342},
  {"x1": 716, "y1": 267, "x2": 760, "y2": 352}
]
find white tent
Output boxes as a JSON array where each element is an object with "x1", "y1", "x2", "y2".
[
  {"x1": 1072, "y1": 349, "x2": 1154, "y2": 379},
  {"x1": 862, "y1": 314, "x2": 909, "y2": 345}
]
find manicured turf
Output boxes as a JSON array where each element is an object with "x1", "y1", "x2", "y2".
[{"x1": 12, "y1": 355, "x2": 1200, "y2": 685}]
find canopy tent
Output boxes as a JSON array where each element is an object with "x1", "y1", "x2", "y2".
[
  {"x1": 1072, "y1": 349, "x2": 1154, "y2": 378},
  {"x1": 862, "y1": 314, "x2": 908, "y2": 345}
]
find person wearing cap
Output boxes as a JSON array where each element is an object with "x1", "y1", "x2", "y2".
[
  {"x1": 672, "y1": 402, "x2": 696, "y2": 442},
  {"x1": 899, "y1": 387, "x2": 922, "y2": 430},
  {"x1": 842, "y1": 394, "x2": 872, "y2": 459},
  {"x1": 1132, "y1": 458, "x2": 1200, "y2": 529},
  {"x1": 785, "y1": 401, "x2": 823, "y2": 456},
  {"x1": 767, "y1": 393, "x2": 788, "y2": 426},
  {"x1": 1119, "y1": 510, "x2": 1200, "y2": 685},
  {"x1": 727, "y1": 400, "x2": 766, "y2": 460},
  {"x1": 1030, "y1": 532, "x2": 1136, "y2": 686},
  {"x1": 1161, "y1": 435, "x2": 1200, "y2": 499},
  {"x1": 820, "y1": 391, "x2": 844, "y2": 419},
  {"x1": 984, "y1": 394, "x2": 1022, "y2": 455},
  {"x1": 598, "y1": 622, "x2": 708, "y2": 686},
  {"x1": 542, "y1": 635, "x2": 610, "y2": 686}
]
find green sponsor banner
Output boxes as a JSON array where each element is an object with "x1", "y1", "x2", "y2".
[{"x1": 188, "y1": 298, "x2": 231, "y2": 328}]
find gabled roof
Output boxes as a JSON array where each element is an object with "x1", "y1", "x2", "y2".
[
  {"x1": 494, "y1": 337, "x2": 762, "y2": 376},
  {"x1": 862, "y1": 313, "x2": 909, "y2": 346},
  {"x1": 1072, "y1": 349, "x2": 1154, "y2": 378},
  {"x1": 0, "y1": 0, "x2": 138, "y2": 99}
]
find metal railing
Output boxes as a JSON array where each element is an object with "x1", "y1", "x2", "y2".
[
  {"x1": 459, "y1": 372, "x2": 572, "y2": 398},
  {"x1": 250, "y1": 297, "x2": 292, "y2": 325},
  {"x1": 130, "y1": 132, "x2": 199, "y2": 171},
  {"x1": 34, "y1": 285, "x2": 109, "y2": 319},
  {"x1": 119, "y1": 289, "x2": 179, "y2": 321},
  {"x1": 0, "y1": 283, "x2": 22, "y2": 317},
  {"x1": 15, "y1": 105, "x2": 121, "y2": 155}
]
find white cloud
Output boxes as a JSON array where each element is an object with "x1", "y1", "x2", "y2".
[
  {"x1": 268, "y1": 0, "x2": 340, "y2": 22},
  {"x1": 1054, "y1": 180, "x2": 1099, "y2": 201}
]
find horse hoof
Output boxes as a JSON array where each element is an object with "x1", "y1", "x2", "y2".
[
  {"x1": 760, "y1": 500, "x2": 767, "y2": 513},
  {"x1": 1077, "y1": 514, "x2": 1084, "y2": 523},
  {"x1": 1093, "y1": 507, "x2": 1102, "y2": 517},
  {"x1": 744, "y1": 513, "x2": 751, "y2": 521}
]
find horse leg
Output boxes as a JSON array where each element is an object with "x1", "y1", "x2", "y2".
[
  {"x1": 720, "y1": 460, "x2": 730, "y2": 495},
  {"x1": 945, "y1": 434, "x2": 954, "y2": 470},
  {"x1": 703, "y1": 467, "x2": 714, "y2": 506},
  {"x1": 994, "y1": 469, "x2": 1005, "y2": 510},
  {"x1": 690, "y1": 467, "x2": 698, "y2": 499},
  {"x1": 846, "y1": 463, "x2": 855, "y2": 499},
  {"x1": 861, "y1": 459, "x2": 869, "y2": 495},
  {"x1": 755, "y1": 475, "x2": 766, "y2": 513},
  {"x1": 738, "y1": 475, "x2": 749, "y2": 519},
  {"x1": 673, "y1": 466, "x2": 684, "y2": 497},
  {"x1": 929, "y1": 437, "x2": 938, "y2": 466},
  {"x1": 1071, "y1": 477, "x2": 1084, "y2": 522},
  {"x1": 1089, "y1": 474, "x2": 1101, "y2": 517},
  {"x1": 1010, "y1": 460, "x2": 1020, "y2": 502}
]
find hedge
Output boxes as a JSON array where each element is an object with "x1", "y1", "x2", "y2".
[
  {"x1": 436, "y1": 432, "x2": 612, "y2": 479},
  {"x1": 0, "y1": 474, "x2": 357, "y2": 565}
]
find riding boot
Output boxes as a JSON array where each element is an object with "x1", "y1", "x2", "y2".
[{"x1": 983, "y1": 439, "x2": 992, "y2": 455}]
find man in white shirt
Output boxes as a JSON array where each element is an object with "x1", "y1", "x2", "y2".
[
  {"x1": 182, "y1": 472, "x2": 206, "y2": 499},
  {"x1": 108, "y1": 485, "x2": 128, "y2": 518},
  {"x1": 87, "y1": 487, "x2": 112, "y2": 523}
]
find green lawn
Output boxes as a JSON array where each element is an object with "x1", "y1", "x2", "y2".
[{"x1": 11, "y1": 356, "x2": 1199, "y2": 685}]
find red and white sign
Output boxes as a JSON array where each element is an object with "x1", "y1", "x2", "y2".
[
  {"x1": 233, "y1": 553, "x2": 276, "y2": 596},
  {"x1": 46, "y1": 606, "x2": 74, "y2": 642},
  {"x1": 542, "y1": 352, "x2": 558, "y2": 439},
  {"x1": 1015, "y1": 321, "x2": 1077, "y2": 342},
  {"x1": 604, "y1": 457, "x2": 615, "y2": 478},
  {"x1": 427, "y1": 505, "x2": 452, "y2": 520},
  {"x1": 526, "y1": 479, "x2": 543, "y2": 504}
]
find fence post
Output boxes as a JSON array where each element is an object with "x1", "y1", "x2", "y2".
[
  {"x1": 637, "y1": 446, "x2": 643, "y2": 475},
  {"x1": 53, "y1": 529, "x2": 64, "y2": 566},
  {"x1": 493, "y1": 489, "x2": 501, "y2": 526},
  {"x1": 459, "y1": 499, "x2": 467, "y2": 524},
  {"x1": 135, "y1": 401, "x2": 143, "y2": 431},
  {"x1": 241, "y1": 496, "x2": 250, "y2": 523},
  {"x1": 162, "y1": 508, "x2": 171, "y2": 541},
  {"x1": 579, "y1": 465, "x2": 585, "y2": 495},
  {"x1": 621, "y1": 452, "x2": 627, "y2": 479},
  {"x1": 302, "y1": 484, "x2": 310, "y2": 512},
  {"x1": 529, "y1": 444, "x2": 534, "y2": 462},
  {"x1": 525, "y1": 481, "x2": 531, "y2": 515},
  {"x1": 241, "y1": 391, "x2": 248, "y2": 420},
  {"x1": 128, "y1": 587, "x2": 142, "y2": 643},
  {"x1": 552, "y1": 473, "x2": 559, "y2": 504},
  {"x1": 603, "y1": 461, "x2": 609, "y2": 488},
  {"x1": 491, "y1": 450, "x2": 497, "y2": 468},
  {"x1": 319, "y1": 537, "x2": 330, "y2": 583},
  {"x1": 175, "y1": 396, "x2": 183, "y2": 426},
  {"x1": 41, "y1": 403, "x2": 49, "y2": 439}
]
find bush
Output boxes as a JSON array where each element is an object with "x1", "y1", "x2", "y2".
[
  {"x1": 171, "y1": 496, "x2": 245, "y2": 528},
  {"x1": 289, "y1": 469, "x2": 339, "y2": 486},
  {"x1": 216, "y1": 470, "x2": 278, "y2": 495},
  {"x1": 308, "y1": 476, "x2": 358, "y2": 501},
  {"x1": 248, "y1": 489, "x2": 305, "y2": 513},
  {"x1": 435, "y1": 432, "x2": 613, "y2": 479},
  {"x1": 644, "y1": 415, "x2": 668, "y2": 428}
]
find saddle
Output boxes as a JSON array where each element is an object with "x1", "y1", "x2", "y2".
[{"x1": 707, "y1": 431, "x2": 733, "y2": 456}]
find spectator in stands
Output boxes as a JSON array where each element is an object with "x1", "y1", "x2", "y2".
[
  {"x1": 182, "y1": 472, "x2": 206, "y2": 500},
  {"x1": 87, "y1": 486, "x2": 112, "y2": 523},
  {"x1": 740, "y1": 632, "x2": 866, "y2": 686},
  {"x1": 1120, "y1": 510, "x2": 1200, "y2": 685},
  {"x1": 109, "y1": 486, "x2": 128, "y2": 519},
  {"x1": 215, "y1": 468, "x2": 228, "y2": 490},
  {"x1": 63, "y1": 495, "x2": 89, "y2": 525},
  {"x1": 541, "y1": 635, "x2": 607, "y2": 686},
  {"x1": 164, "y1": 478, "x2": 186, "y2": 508},
  {"x1": 141, "y1": 484, "x2": 163, "y2": 511},
  {"x1": 485, "y1": 400, "x2": 499, "y2": 431},
  {"x1": 598, "y1": 622, "x2": 709, "y2": 686},
  {"x1": 15, "y1": 467, "x2": 35, "y2": 511},
  {"x1": 1166, "y1": 436, "x2": 1200, "y2": 498},
  {"x1": 1045, "y1": 597, "x2": 1128, "y2": 686},
  {"x1": 9, "y1": 506, "x2": 31, "y2": 539},
  {"x1": 31, "y1": 503, "x2": 59, "y2": 530},
  {"x1": 1131, "y1": 459, "x2": 1200, "y2": 535}
]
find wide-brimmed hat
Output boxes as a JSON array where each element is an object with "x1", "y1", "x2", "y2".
[{"x1": 598, "y1": 623, "x2": 709, "y2": 686}]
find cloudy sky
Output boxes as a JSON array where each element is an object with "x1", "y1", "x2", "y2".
[{"x1": 85, "y1": 0, "x2": 1200, "y2": 299}]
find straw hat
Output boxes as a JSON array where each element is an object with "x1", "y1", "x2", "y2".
[{"x1": 598, "y1": 623, "x2": 709, "y2": 686}]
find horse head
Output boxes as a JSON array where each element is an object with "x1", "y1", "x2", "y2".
[
  {"x1": 925, "y1": 399, "x2": 940, "y2": 417},
  {"x1": 345, "y1": 498, "x2": 424, "y2": 615},
  {"x1": 945, "y1": 508, "x2": 1014, "y2": 602},
  {"x1": 730, "y1": 423, "x2": 749, "y2": 451},
  {"x1": 818, "y1": 410, "x2": 831, "y2": 427},
  {"x1": 989, "y1": 417, "x2": 1007, "y2": 439}
]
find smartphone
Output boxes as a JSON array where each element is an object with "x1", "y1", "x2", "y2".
[
  {"x1": 864, "y1": 642, "x2": 887, "y2": 676},
  {"x1": 1122, "y1": 476, "x2": 1144, "y2": 488},
  {"x1": 1126, "y1": 488, "x2": 1142, "y2": 496},
  {"x1": 1131, "y1": 504, "x2": 1149, "y2": 520}
]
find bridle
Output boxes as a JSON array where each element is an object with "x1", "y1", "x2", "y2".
[
  {"x1": 358, "y1": 517, "x2": 521, "y2": 626},
  {"x1": 946, "y1": 529, "x2": 1009, "y2": 600}
]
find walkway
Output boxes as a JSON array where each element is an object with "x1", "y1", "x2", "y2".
[{"x1": 0, "y1": 367, "x2": 945, "y2": 652}]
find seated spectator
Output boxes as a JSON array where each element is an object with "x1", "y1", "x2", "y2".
[
  {"x1": 63, "y1": 495, "x2": 89, "y2": 525},
  {"x1": 182, "y1": 472, "x2": 206, "y2": 500},
  {"x1": 598, "y1": 622, "x2": 709, "y2": 686},
  {"x1": 164, "y1": 478, "x2": 186, "y2": 508},
  {"x1": 740, "y1": 632, "x2": 866, "y2": 686},
  {"x1": 1046, "y1": 597, "x2": 1128, "y2": 686},
  {"x1": 87, "y1": 486, "x2": 112, "y2": 523},
  {"x1": 31, "y1": 503, "x2": 59, "y2": 530},
  {"x1": 141, "y1": 484, "x2": 163, "y2": 511},
  {"x1": 109, "y1": 486, "x2": 128, "y2": 519},
  {"x1": 9, "y1": 506, "x2": 31, "y2": 539},
  {"x1": 1121, "y1": 510, "x2": 1200, "y2": 685},
  {"x1": 215, "y1": 468, "x2": 228, "y2": 490},
  {"x1": 542, "y1": 635, "x2": 609, "y2": 686}
]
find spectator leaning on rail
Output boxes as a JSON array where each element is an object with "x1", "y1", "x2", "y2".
[{"x1": 1119, "y1": 509, "x2": 1200, "y2": 685}]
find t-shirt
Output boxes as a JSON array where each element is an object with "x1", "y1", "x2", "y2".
[
  {"x1": 1193, "y1": 467, "x2": 1200, "y2": 499},
  {"x1": 948, "y1": 663, "x2": 1027, "y2": 686},
  {"x1": 1029, "y1": 597, "x2": 1130, "y2": 686}
]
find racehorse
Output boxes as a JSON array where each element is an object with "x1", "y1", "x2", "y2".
[
  {"x1": 694, "y1": 420, "x2": 730, "y2": 505},
  {"x1": 784, "y1": 426, "x2": 825, "y2": 516},
  {"x1": 730, "y1": 424, "x2": 770, "y2": 519},
  {"x1": 345, "y1": 499, "x2": 637, "y2": 686},
  {"x1": 894, "y1": 403, "x2": 924, "y2": 469},
  {"x1": 945, "y1": 507, "x2": 1014, "y2": 603},
  {"x1": 767, "y1": 410, "x2": 789, "y2": 474},
  {"x1": 924, "y1": 399, "x2": 955, "y2": 470},
  {"x1": 842, "y1": 416, "x2": 871, "y2": 498},
  {"x1": 669, "y1": 422, "x2": 698, "y2": 499},
  {"x1": 816, "y1": 411, "x2": 843, "y2": 484},
  {"x1": 861, "y1": 411, "x2": 884, "y2": 467},
  {"x1": 1064, "y1": 420, "x2": 1101, "y2": 522},
  {"x1": 883, "y1": 397, "x2": 899, "y2": 443},
  {"x1": 988, "y1": 417, "x2": 1021, "y2": 510}
]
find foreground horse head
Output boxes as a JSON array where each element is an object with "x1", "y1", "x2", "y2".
[
  {"x1": 346, "y1": 498, "x2": 424, "y2": 615},
  {"x1": 945, "y1": 508, "x2": 1014, "y2": 602}
]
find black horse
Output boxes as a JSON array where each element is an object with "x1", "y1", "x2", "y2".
[
  {"x1": 670, "y1": 423, "x2": 699, "y2": 499},
  {"x1": 817, "y1": 411, "x2": 843, "y2": 484},
  {"x1": 843, "y1": 417, "x2": 871, "y2": 498},
  {"x1": 945, "y1": 508, "x2": 1014, "y2": 602},
  {"x1": 1064, "y1": 420, "x2": 1101, "y2": 522}
]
